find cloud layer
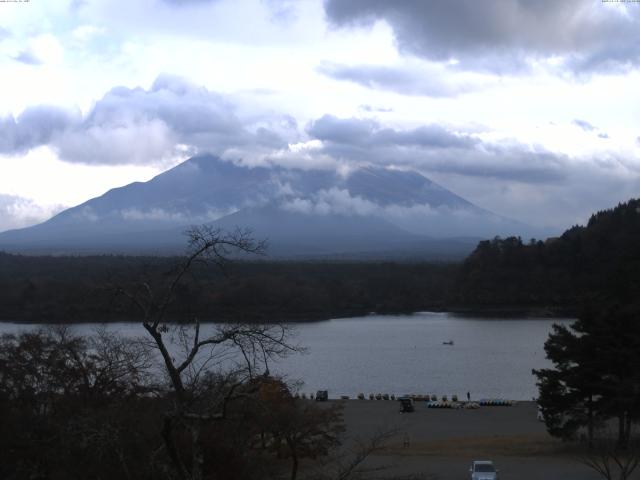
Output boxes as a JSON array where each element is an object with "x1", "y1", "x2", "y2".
[
  {"x1": 324, "y1": 0, "x2": 640, "y2": 73},
  {"x1": 302, "y1": 115, "x2": 567, "y2": 184},
  {"x1": 0, "y1": 194, "x2": 65, "y2": 232},
  {"x1": 0, "y1": 75, "x2": 292, "y2": 165},
  {"x1": 9, "y1": 76, "x2": 555, "y2": 183},
  {"x1": 318, "y1": 61, "x2": 479, "y2": 97}
]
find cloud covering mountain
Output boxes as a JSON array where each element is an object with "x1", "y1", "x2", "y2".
[
  {"x1": 2, "y1": 0, "x2": 640, "y2": 236},
  {"x1": 0, "y1": 155, "x2": 540, "y2": 258}
]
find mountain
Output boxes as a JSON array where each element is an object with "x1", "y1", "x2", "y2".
[{"x1": 0, "y1": 155, "x2": 540, "y2": 258}]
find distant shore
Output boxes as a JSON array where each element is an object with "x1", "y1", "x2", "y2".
[{"x1": 0, "y1": 305, "x2": 575, "y2": 325}]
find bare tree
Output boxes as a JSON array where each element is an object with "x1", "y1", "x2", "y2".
[
  {"x1": 252, "y1": 378, "x2": 345, "y2": 480},
  {"x1": 118, "y1": 226, "x2": 300, "y2": 480},
  {"x1": 309, "y1": 428, "x2": 399, "y2": 480},
  {"x1": 0, "y1": 328, "x2": 157, "y2": 479},
  {"x1": 578, "y1": 435, "x2": 640, "y2": 480}
]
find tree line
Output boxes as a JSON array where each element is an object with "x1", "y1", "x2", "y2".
[
  {"x1": 454, "y1": 198, "x2": 640, "y2": 313},
  {"x1": 524, "y1": 200, "x2": 640, "y2": 479},
  {"x1": 0, "y1": 252, "x2": 456, "y2": 323},
  {"x1": 2, "y1": 198, "x2": 640, "y2": 324}
]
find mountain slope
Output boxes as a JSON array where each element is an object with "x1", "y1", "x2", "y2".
[{"x1": 0, "y1": 155, "x2": 536, "y2": 257}]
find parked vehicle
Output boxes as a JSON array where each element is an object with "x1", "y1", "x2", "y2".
[
  {"x1": 315, "y1": 390, "x2": 328, "y2": 401},
  {"x1": 469, "y1": 460, "x2": 498, "y2": 480},
  {"x1": 399, "y1": 397, "x2": 414, "y2": 413}
]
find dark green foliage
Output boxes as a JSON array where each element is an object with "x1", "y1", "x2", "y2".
[
  {"x1": 0, "y1": 254, "x2": 457, "y2": 323},
  {"x1": 455, "y1": 199, "x2": 640, "y2": 313},
  {"x1": 534, "y1": 305, "x2": 640, "y2": 448}
]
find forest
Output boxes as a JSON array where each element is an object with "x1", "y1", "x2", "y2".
[
  {"x1": 454, "y1": 198, "x2": 640, "y2": 313},
  {"x1": 1, "y1": 198, "x2": 639, "y2": 323},
  {"x1": 0, "y1": 252, "x2": 457, "y2": 323}
]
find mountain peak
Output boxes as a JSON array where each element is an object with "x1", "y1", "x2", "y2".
[{"x1": 0, "y1": 155, "x2": 539, "y2": 257}]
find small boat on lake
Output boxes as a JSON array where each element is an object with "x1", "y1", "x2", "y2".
[{"x1": 443, "y1": 340, "x2": 454, "y2": 346}]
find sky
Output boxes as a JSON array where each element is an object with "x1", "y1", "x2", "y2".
[{"x1": 1, "y1": 0, "x2": 640, "y2": 233}]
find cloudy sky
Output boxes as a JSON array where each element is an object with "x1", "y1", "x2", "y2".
[{"x1": 1, "y1": 0, "x2": 640, "y2": 233}]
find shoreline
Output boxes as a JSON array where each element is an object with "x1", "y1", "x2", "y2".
[
  {"x1": 331, "y1": 399, "x2": 600, "y2": 479},
  {"x1": 0, "y1": 306, "x2": 575, "y2": 325}
]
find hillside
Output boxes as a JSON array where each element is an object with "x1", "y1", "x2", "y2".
[
  {"x1": 453, "y1": 198, "x2": 640, "y2": 312},
  {"x1": 1, "y1": 199, "x2": 638, "y2": 323}
]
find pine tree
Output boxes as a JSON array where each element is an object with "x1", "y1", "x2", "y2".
[{"x1": 534, "y1": 305, "x2": 640, "y2": 448}]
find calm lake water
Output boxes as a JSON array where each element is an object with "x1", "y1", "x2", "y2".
[{"x1": 0, "y1": 312, "x2": 572, "y2": 400}]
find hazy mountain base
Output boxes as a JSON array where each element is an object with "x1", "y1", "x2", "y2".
[
  {"x1": 2, "y1": 198, "x2": 638, "y2": 324},
  {"x1": 0, "y1": 155, "x2": 543, "y2": 257}
]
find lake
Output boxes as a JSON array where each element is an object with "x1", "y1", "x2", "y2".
[{"x1": 0, "y1": 312, "x2": 572, "y2": 400}]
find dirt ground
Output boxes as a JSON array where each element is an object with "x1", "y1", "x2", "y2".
[{"x1": 328, "y1": 400, "x2": 617, "y2": 480}]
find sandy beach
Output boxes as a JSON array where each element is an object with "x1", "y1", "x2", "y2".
[{"x1": 330, "y1": 400, "x2": 605, "y2": 480}]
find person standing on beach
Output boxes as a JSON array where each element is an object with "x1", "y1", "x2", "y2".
[{"x1": 467, "y1": 391, "x2": 470, "y2": 401}]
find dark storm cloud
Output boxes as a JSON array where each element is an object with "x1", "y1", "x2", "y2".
[
  {"x1": 88, "y1": 75, "x2": 244, "y2": 139},
  {"x1": 317, "y1": 61, "x2": 472, "y2": 97},
  {"x1": 307, "y1": 115, "x2": 378, "y2": 145},
  {"x1": 307, "y1": 115, "x2": 476, "y2": 149},
  {"x1": 323, "y1": 0, "x2": 640, "y2": 73},
  {"x1": 462, "y1": 143, "x2": 568, "y2": 183},
  {"x1": 304, "y1": 115, "x2": 566, "y2": 183},
  {"x1": 0, "y1": 79, "x2": 596, "y2": 188},
  {"x1": 0, "y1": 74, "x2": 290, "y2": 165},
  {"x1": 0, "y1": 106, "x2": 78, "y2": 154},
  {"x1": 385, "y1": 144, "x2": 568, "y2": 184}
]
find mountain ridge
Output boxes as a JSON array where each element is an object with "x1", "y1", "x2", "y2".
[{"x1": 0, "y1": 155, "x2": 541, "y2": 258}]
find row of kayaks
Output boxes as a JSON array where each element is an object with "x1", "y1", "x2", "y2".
[
  {"x1": 426, "y1": 399, "x2": 515, "y2": 408},
  {"x1": 479, "y1": 399, "x2": 515, "y2": 406},
  {"x1": 427, "y1": 401, "x2": 480, "y2": 409},
  {"x1": 294, "y1": 393, "x2": 515, "y2": 406}
]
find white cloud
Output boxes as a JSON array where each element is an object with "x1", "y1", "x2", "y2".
[
  {"x1": 0, "y1": 0, "x2": 640, "y2": 232},
  {"x1": 256, "y1": 140, "x2": 341, "y2": 171},
  {"x1": 71, "y1": 25, "x2": 106, "y2": 42},
  {"x1": 0, "y1": 193, "x2": 66, "y2": 232},
  {"x1": 120, "y1": 206, "x2": 236, "y2": 223},
  {"x1": 14, "y1": 34, "x2": 64, "y2": 65},
  {"x1": 0, "y1": 146, "x2": 161, "y2": 207},
  {"x1": 71, "y1": 206, "x2": 99, "y2": 222},
  {"x1": 281, "y1": 187, "x2": 378, "y2": 216},
  {"x1": 56, "y1": 118, "x2": 178, "y2": 165}
]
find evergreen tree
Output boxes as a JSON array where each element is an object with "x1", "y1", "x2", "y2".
[{"x1": 534, "y1": 305, "x2": 640, "y2": 448}]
